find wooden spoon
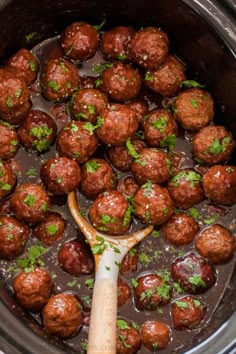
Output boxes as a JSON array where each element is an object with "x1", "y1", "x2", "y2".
[{"x1": 68, "y1": 191, "x2": 153, "y2": 354}]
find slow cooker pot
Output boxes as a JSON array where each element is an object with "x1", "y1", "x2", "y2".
[{"x1": 0, "y1": 0, "x2": 235, "y2": 353}]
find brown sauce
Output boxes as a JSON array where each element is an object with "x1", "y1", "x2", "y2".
[{"x1": 0, "y1": 36, "x2": 235, "y2": 353}]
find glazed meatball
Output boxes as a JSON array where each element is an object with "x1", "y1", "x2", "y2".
[
  {"x1": 89, "y1": 191, "x2": 132, "y2": 235},
  {"x1": 174, "y1": 88, "x2": 214, "y2": 131},
  {"x1": 162, "y1": 212, "x2": 200, "y2": 246},
  {"x1": 56, "y1": 121, "x2": 99, "y2": 163},
  {"x1": 117, "y1": 278, "x2": 131, "y2": 307},
  {"x1": 41, "y1": 59, "x2": 80, "y2": 101},
  {"x1": 80, "y1": 158, "x2": 117, "y2": 199},
  {"x1": 168, "y1": 169, "x2": 204, "y2": 209},
  {"x1": 117, "y1": 177, "x2": 139, "y2": 200},
  {"x1": 41, "y1": 157, "x2": 81, "y2": 195},
  {"x1": 144, "y1": 55, "x2": 186, "y2": 96},
  {"x1": 33, "y1": 212, "x2": 66, "y2": 246},
  {"x1": 0, "y1": 215, "x2": 29, "y2": 260},
  {"x1": 10, "y1": 183, "x2": 50, "y2": 223},
  {"x1": 61, "y1": 22, "x2": 98, "y2": 61},
  {"x1": 107, "y1": 138, "x2": 147, "y2": 172},
  {"x1": 18, "y1": 110, "x2": 57, "y2": 153},
  {"x1": 0, "y1": 122, "x2": 20, "y2": 159},
  {"x1": 71, "y1": 88, "x2": 108, "y2": 124},
  {"x1": 120, "y1": 247, "x2": 139, "y2": 274},
  {"x1": 141, "y1": 320, "x2": 171, "y2": 351},
  {"x1": 42, "y1": 293, "x2": 83, "y2": 338},
  {"x1": 13, "y1": 267, "x2": 52, "y2": 312},
  {"x1": 0, "y1": 161, "x2": 17, "y2": 200},
  {"x1": 142, "y1": 109, "x2": 177, "y2": 147},
  {"x1": 6, "y1": 48, "x2": 38, "y2": 85},
  {"x1": 131, "y1": 148, "x2": 172, "y2": 185},
  {"x1": 196, "y1": 224, "x2": 235, "y2": 264},
  {"x1": 129, "y1": 27, "x2": 169, "y2": 70},
  {"x1": 117, "y1": 319, "x2": 141, "y2": 354},
  {"x1": 171, "y1": 296, "x2": 206, "y2": 330},
  {"x1": 96, "y1": 104, "x2": 138, "y2": 145},
  {"x1": 58, "y1": 239, "x2": 94, "y2": 275},
  {"x1": 133, "y1": 182, "x2": 174, "y2": 225},
  {"x1": 171, "y1": 252, "x2": 216, "y2": 294},
  {"x1": 100, "y1": 62, "x2": 142, "y2": 102},
  {"x1": 127, "y1": 98, "x2": 148, "y2": 123},
  {"x1": 192, "y1": 126, "x2": 234, "y2": 164},
  {"x1": 101, "y1": 26, "x2": 135, "y2": 61},
  {"x1": 202, "y1": 165, "x2": 236, "y2": 205},
  {"x1": 134, "y1": 273, "x2": 171, "y2": 310},
  {"x1": 0, "y1": 68, "x2": 31, "y2": 124}
]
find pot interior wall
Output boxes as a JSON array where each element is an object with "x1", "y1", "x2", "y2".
[{"x1": 0, "y1": 0, "x2": 235, "y2": 353}]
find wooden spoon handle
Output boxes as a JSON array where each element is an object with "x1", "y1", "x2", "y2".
[{"x1": 87, "y1": 277, "x2": 117, "y2": 354}]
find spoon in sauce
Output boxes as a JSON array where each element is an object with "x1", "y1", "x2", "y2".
[{"x1": 68, "y1": 190, "x2": 153, "y2": 354}]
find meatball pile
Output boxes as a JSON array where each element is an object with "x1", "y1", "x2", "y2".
[{"x1": 0, "y1": 19, "x2": 235, "y2": 354}]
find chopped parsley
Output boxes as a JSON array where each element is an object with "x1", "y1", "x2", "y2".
[
  {"x1": 26, "y1": 167, "x2": 37, "y2": 177},
  {"x1": 162, "y1": 207, "x2": 169, "y2": 215},
  {"x1": 59, "y1": 61, "x2": 69, "y2": 72},
  {"x1": 95, "y1": 78, "x2": 103, "y2": 87},
  {"x1": 135, "y1": 158, "x2": 147, "y2": 167},
  {"x1": 122, "y1": 205, "x2": 132, "y2": 227},
  {"x1": 6, "y1": 96, "x2": 13, "y2": 108},
  {"x1": 25, "y1": 32, "x2": 39, "y2": 42},
  {"x1": 203, "y1": 215, "x2": 218, "y2": 225},
  {"x1": 189, "y1": 275, "x2": 206, "y2": 288},
  {"x1": 93, "y1": 18, "x2": 106, "y2": 31},
  {"x1": 83, "y1": 116, "x2": 104, "y2": 132},
  {"x1": 75, "y1": 112, "x2": 88, "y2": 120},
  {"x1": 17, "y1": 244, "x2": 48, "y2": 272},
  {"x1": 85, "y1": 160, "x2": 101, "y2": 173},
  {"x1": 48, "y1": 80, "x2": 59, "y2": 92},
  {"x1": 206, "y1": 137, "x2": 231, "y2": 154},
  {"x1": 171, "y1": 170, "x2": 202, "y2": 188},
  {"x1": 117, "y1": 319, "x2": 130, "y2": 330},
  {"x1": 190, "y1": 99, "x2": 198, "y2": 108},
  {"x1": 188, "y1": 207, "x2": 201, "y2": 219},
  {"x1": 226, "y1": 167, "x2": 234, "y2": 173},
  {"x1": 15, "y1": 86, "x2": 22, "y2": 98},
  {"x1": 70, "y1": 123, "x2": 79, "y2": 132},
  {"x1": 160, "y1": 134, "x2": 176, "y2": 151},
  {"x1": 23, "y1": 194, "x2": 35, "y2": 207},
  {"x1": 142, "y1": 180, "x2": 153, "y2": 197},
  {"x1": 85, "y1": 278, "x2": 95, "y2": 289},
  {"x1": 88, "y1": 104, "x2": 95, "y2": 114},
  {"x1": 139, "y1": 252, "x2": 150, "y2": 265},
  {"x1": 29, "y1": 125, "x2": 53, "y2": 152},
  {"x1": 131, "y1": 278, "x2": 138, "y2": 288},
  {"x1": 151, "y1": 116, "x2": 168, "y2": 133},
  {"x1": 117, "y1": 53, "x2": 128, "y2": 61},
  {"x1": 92, "y1": 62, "x2": 113, "y2": 74},
  {"x1": 145, "y1": 72, "x2": 154, "y2": 81},
  {"x1": 1, "y1": 184, "x2": 11, "y2": 191},
  {"x1": 29, "y1": 60, "x2": 36, "y2": 71},
  {"x1": 41, "y1": 202, "x2": 47, "y2": 212},
  {"x1": 46, "y1": 224, "x2": 59, "y2": 236},
  {"x1": 193, "y1": 299, "x2": 201, "y2": 307},
  {"x1": 91, "y1": 235, "x2": 107, "y2": 255},
  {"x1": 180, "y1": 80, "x2": 205, "y2": 88},
  {"x1": 126, "y1": 138, "x2": 140, "y2": 159},
  {"x1": 175, "y1": 300, "x2": 188, "y2": 308}
]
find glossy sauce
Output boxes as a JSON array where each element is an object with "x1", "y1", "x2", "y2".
[{"x1": 0, "y1": 36, "x2": 235, "y2": 353}]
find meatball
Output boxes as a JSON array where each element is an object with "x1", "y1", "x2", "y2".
[
  {"x1": 0, "y1": 122, "x2": 20, "y2": 159},
  {"x1": 171, "y1": 252, "x2": 216, "y2": 294},
  {"x1": 33, "y1": 212, "x2": 66, "y2": 246},
  {"x1": 140, "y1": 320, "x2": 171, "y2": 351},
  {"x1": 80, "y1": 158, "x2": 117, "y2": 199},
  {"x1": 195, "y1": 224, "x2": 235, "y2": 264},
  {"x1": 192, "y1": 126, "x2": 234, "y2": 164},
  {"x1": 89, "y1": 191, "x2": 132, "y2": 235},
  {"x1": 174, "y1": 88, "x2": 214, "y2": 131},
  {"x1": 117, "y1": 176, "x2": 139, "y2": 200},
  {"x1": 134, "y1": 273, "x2": 171, "y2": 310},
  {"x1": 133, "y1": 182, "x2": 174, "y2": 225},
  {"x1": 0, "y1": 215, "x2": 29, "y2": 260},
  {"x1": 0, "y1": 68, "x2": 31, "y2": 124},
  {"x1": 120, "y1": 247, "x2": 139, "y2": 274},
  {"x1": 117, "y1": 319, "x2": 141, "y2": 354},
  {"x1": 171, "y1": 296, "x2": 206, "y2": 330},
  {"x1": 10, "y1": 183, "x2": 50, "y2": 223},
  {"x1": 129, "y1": 27, "x2": 169, "y2": 70},
  {"x1": 162, "y1": 212, "x2": 200, "y2": 246},
  {"x1": 107, "y1": 138, "x2": 147, "y2": 172},
  {"x1": 58, "y1": 239, "x2": 94, "y2": 275},
  {"x1": 100, "y1": 62, "x2": 142, "y2": 102},
  {"x1": 131, "y1": 148, "x2": 172, "y2": 185},
  {"x1": 0, "y1": 161, "x2": 17, "y2": 200},
  {"x1": 127, "y1": 99, "x2": 148, "y2": 123},
  {"x1": 41, "y1": 59, "x2": 80, "y2": 101},
  {"x1": 168, "y1": 169, "x2": 204, "y2": 209},
  {"x1": 101, "y1": 26, "x2": 135, "y2": 61},
  {"x1": 71, "y1": 88, "x2": 108, "y2": 124},
  {"x1": 18, "y1": 110, "x2": 57, "y2": 153},
  {"x1": 144, "y1": 55, "x2": 186, "y2": 96},
  {"x1": 6, "y1": 48, "x2": 38, "y2": 86},
  {"x1": 142, "y1": 109, "x2": 177, "y2": 147},
  {"x1": 41, "y1": 157, "x2": 81, "y2": 195},
  {"x1": 202, "y1": 165, "x2": 236, "y2": 205},
  {"x1": 61, "y1": 22, "x2": 98, "y2": 61},
  {"x1": 13, "y1": 267, "x2": 52, "y2": 312},
  {"x1": 96, "y1": 104, "x2": 138, "y2": 145},
  {"x1": 42, "y1": 293, "x2": 83, "y2": 338},
  {"x1": 56, "y1": 121, "x2": 99, "y2": 163},
  {"x1": 117, "y1": 278, "x2": 131, "y2": 307}
]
